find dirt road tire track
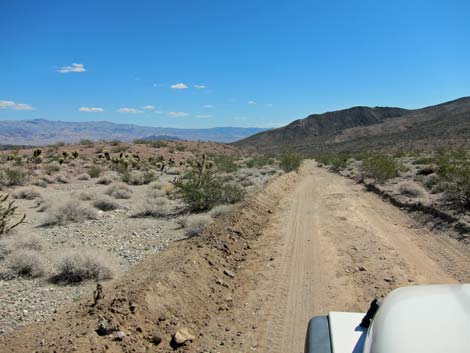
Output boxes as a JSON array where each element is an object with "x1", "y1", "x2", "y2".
[{"x1": 246, "y1": 161, "x2": 470, "y2": 353}]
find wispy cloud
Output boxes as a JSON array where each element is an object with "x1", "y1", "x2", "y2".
[
  {"x1": 195, "y1": 114, "x2": 212, "y2": 118},
  {"x1": 171, "y1": 83, "x2": 188, "y2": 89},
  {"x1": 167, "y1": 111, "x2": 189, "y2": 118},
  {"x1": 0, "y1": 100, "x2": 35, "y2": 110},
  {"x1": 117, "y1": 107, "x2": 143, "y2": 114},
  {"x1": 57, "y1": 63, "x2": 86, "y2": 74},
  {"x1": 248, "y1": 100, "x2": 256, "y2": 105},
  {"x1": 194, "y1": 84, "x2": 206, "y2": 89},
  {"x1": 79, "y1": 107, "x2": 104, "y2": 113},
  {"x1": 203, "y1": 104, "x2": 214, "y2": 108},
  {"x1": 142, "y1": 105, "x2": 155, "y2": 111}
]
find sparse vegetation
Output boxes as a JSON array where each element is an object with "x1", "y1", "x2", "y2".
[
  {"x1": 279, "y1": 152, "x2": 303, "y2": 172},
  {"x1": 96, "y1": 176, "x2": 113, "y2": 185},
  {"x1": 42, "y1": 200, "x2": 98, "y2": 226},
  {"x1": 435, "y1": 150, "x2": 470, "y2": 206},
  {"x1": 184, "y1": 214, "x2": 212, "y2": 237},
  {"x1": 51, "y1": 249, "x2": 115, "y2": 284},
  {"x1": 174, "y1": 156, "x2": 245, "y2": 212},
  {"x1": 209, "y1": 204, "x2": 231, "y2": 218},
  {"x1": 93, "y1": 196, "x2": 120, "y2": 211},
  {"x1": 105, "y1": 183, "x2": 132, "y2": 199},
  {"x1": 12, "y1": 187, "x2": 41, "y2": 200},
  {"x1": 7, "y1": 249, "x2": 46, "y2": 278},
  {"x1": 88, "y1": 165, "x2": 102, "y2": 178},
  {"x1": 361, "y1": 154, "x2": 401, "y2": 183}
]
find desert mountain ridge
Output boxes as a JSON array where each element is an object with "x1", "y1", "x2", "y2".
[
  {"x1": 0, "y1": 118, "x2": 267, "y2": 145},
  {"x1": 234, "y1": 97, "x2": 470, "y2": 153}
]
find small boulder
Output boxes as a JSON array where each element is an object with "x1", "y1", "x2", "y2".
[
  {"x1": 223, "y1": 269, "x2": 236, "y2": 278},
  {"x1": 171, "y1": 328, "x2": 195, "y2": 347}
]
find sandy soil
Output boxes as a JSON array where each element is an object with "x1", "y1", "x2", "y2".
[{"x1": 1, "y1": 161, "x2": 468, "y2": 353}]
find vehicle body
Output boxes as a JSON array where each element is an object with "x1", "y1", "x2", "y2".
[{"x1": 305, "y1": 284, "x2": 470, "y2": 353}]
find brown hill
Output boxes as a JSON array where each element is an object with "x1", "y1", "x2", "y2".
[{"x1": 234, "y1": 97, "x2": 470, "y2": 153}]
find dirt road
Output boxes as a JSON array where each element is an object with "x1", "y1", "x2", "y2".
[{"x1": 245, "y1": 161, "x2": 470, "y2": 353}]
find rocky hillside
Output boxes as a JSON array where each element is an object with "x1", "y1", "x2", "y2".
[
  {"x1": 0, "y1": 119, "x2": 266, "y2": 145},
  {"x1": 234, "y1": 97, "x2": 470, "y2": 153}
]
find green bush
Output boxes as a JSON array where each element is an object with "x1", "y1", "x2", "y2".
[
  {"x1": 2, "y1": 167, "x2": 25, "y2": 186},
  {"x1": 174, "y1": 157, "x2": 245, "y2": 212},
  {"x1": 88, "y1": 165, "x2": 102, "y2": 178},
  {"x1": 361, "y1": 154, "x2": 401, "y2": 183},
  {"x1": 213, "y1": 155, "x2": 239, "y2": 173},
  {"x1": 435, "y1": 150, "x2": 470, "y2": 206},
  {"x1": 246, "y1": 155, "x2": 274, "y2": 168},
  {"x1": 279, "y1": 153, "x2": 303, "y2": 172}
]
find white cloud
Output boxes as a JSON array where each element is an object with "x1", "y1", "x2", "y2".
[
  {"x1": 195, "y1": 114, "x2": 212, "y2": 118},
  {"x1": 248, "y1": 100, "x2": 256, "y2": 105},
  {"x1": 194, "y1": 85, "x2": 206, "y2": 89},
  {"x1": 117, "y1": 107, "x2": 143, "y2": 114},
  {"x1": 79, "y1": 107, "x2": 104, "y2": 113},
  {"x1": 57, "y1": 63, "x2": 86, "y2": 74},
  {"x1": 203, "y1": 104, "x2": 214, "y2": 108},
  {"x1": 142, "y1": 105, "x2": 155, "y2": 110},
  {"x1": 171, "y1": 83, "x2": 188, "y2": 89},
  {"x1": 167, "y1": 111, "x2": 189, "y2": 118},
  {"x1": 0, "y1": 100, "x2": 35, "y2": 110}
]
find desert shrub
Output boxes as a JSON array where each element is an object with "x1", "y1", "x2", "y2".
[
  {"x1": 7, "y1": 249, "x2": 46, "y2": 278},
  {"x1": 32, "y1": 179, "x2": 48, "y2": 188},
  {"x1": 35, "y1": 198, "x2": 51, "y2": 212},
  {"x1": 435, "y1": 150, "x2": 470, "y2": 206},
  {"x1": 110, "y1": 144, "x2": 128, "y2": 153},
  {"x1": 93, "y1": 196, "x2": 120, "y2": 211},
  {"x1": 412, "y1": 156, "x2": 435, "y2": 165},
  {"x1": 41, "y1": 175, "x2": 55, "y2": 184},
  {"x1": 149, "y1": 181, "x2": 164, "y2": 190},
  {"x1": 88, "y1": 165, "x2": 102, "y2": 178},
  {"x1": 43, "y1": 162, "x2": 61, "y2": 175},
  {"x1": 185, "y1": 214, "x2": 212, "y2": 237},
  {"x1": 220, "y1": 183, "x2": 245, "y2": 204},
  {"x1": 361, "y1": 155, "x2": 401, "y2": 183},
  {"x1": 246, "y1": 155, "x2": 274, "y2": 168},
  {"x1": 105, "y1": 183, "x2": 132, "y2": 199},
  {"x1": 2, "y1": 167, "x2": 25, "y2": 186},
  {"x1": 316, "y1": 154, "x2": 350, "y2": 172},
  {"x1": 134, "y1": 196, "x2": 169, "y2": 217},
  {"x1": 0, "y1": 234, "x2": 44, "y2": 260},
  {"x1": 12, "y1": 187, "x2": 41, "y2": 200},
  {"x1": 96, "y1": 176, "x2": 113, "y2": 185},
  {"x1": 122, "y1": 170, "x2": 154, "y2": 185},
  {"x1": 79, "y1": 192, "x2": 95, "y2": 201},
  {"x1": 279, "y1": 153, "x2": 303, "y2": 172},
  {"x1": 76, "y1": 173, "x2": 91, "y2": 181},
  {"x1": 79, "y1": 139, "x2": 94, "y2": 146},
  {"x1": 398, "y1": 182, "x2": 425, "y2": 198},
  {"x1": 213, "y1": 155, "x2": 239, "y2": 173},
  {"x1": 209, "y1": 205, "x2": 231, "y2": 218},
  {"x1": 166, "y1": 167, "x2": 182, "y2": 175},
  {"x1": 55, "y1": 174, "x2": 70, "y2": 184},
  {"x1": 422, "y1": 173, "x2": 440, "y2": 190},
  {"x1": 174, "y1": 158, "x2": 245, "y2": 212},
  {"x1": 161, "y1": 183, "x2": 175, "y2": 194},
  {"x1": 42, "y1": 200, "x2": 98, "y2": 226},
  {"x1": 51, "y1": 249, "x2": 115, "y2": 284},
  {"x1": 0, "y1": 194, "x2": 26, "y2": 234}
]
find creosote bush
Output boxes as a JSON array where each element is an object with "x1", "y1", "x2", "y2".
[
  {"x1": 174, "y1": 156, "x2": 245, "y2": 212},
  {"x1": 42, "y1": 200, "x2": 98, "y2": 226},
  {"x1": 88, "y1": 165, "x2": 102, "y2": 178},
  {"x1": 435, "y1": 150, "x2": 470, "y2": 207},
  {"x1": 279, "y1": 152, "x2": 303, "y2": 172},
  {"x1": 51, "y1": 249, "x2": 115, "y2": 284},
  {"x1": 361, "y1": 154, "x2": 401, "y2": 184}
]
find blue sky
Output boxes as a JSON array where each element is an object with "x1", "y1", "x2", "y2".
[{"x1": 0, "y1": 0, "x2": 469, "y2": 128}]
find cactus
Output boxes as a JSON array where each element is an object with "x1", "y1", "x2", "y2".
[
  {"x1": 72, "y1": 151, "x2": 79, "y2": 159},
  {"x1": 32, "y1": 148, "x2": 42, "y2": 158},
  {"x1": 0, "y1": 194, "x2": 26, "y2": 235}
]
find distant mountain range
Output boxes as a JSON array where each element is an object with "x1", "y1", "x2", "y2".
[
  {"x1": 0, "y1": 119, "x2": 267, "y2": 145},
  {"x1": 234, "y1": 97, "x2": 470, "y2": 153}
]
